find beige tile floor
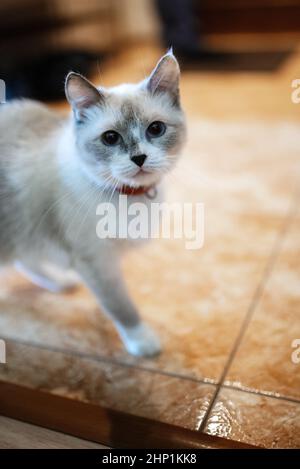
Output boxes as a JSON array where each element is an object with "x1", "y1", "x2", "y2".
[{"x1": 0, "y1": 41, "x2": 300, "y2": 448}]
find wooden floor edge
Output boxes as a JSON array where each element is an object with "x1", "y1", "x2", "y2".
[{"x1": 0, "y1": 381, "x2": 259, "y2": 449}]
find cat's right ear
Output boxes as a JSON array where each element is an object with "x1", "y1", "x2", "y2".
[
  {"x1": 146, "y1": 50, "x2": 181, "y2": 106},
  {"x1": 65, "y1": 72, "x2": 104, "y2": 122}
]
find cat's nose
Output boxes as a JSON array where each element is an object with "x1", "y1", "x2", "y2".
[{"x1": 131, "y1": 154, "x2": 147, "y2": 167}]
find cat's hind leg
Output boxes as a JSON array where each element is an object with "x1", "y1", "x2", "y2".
[{"x1": 15, "y1": 260, "x2": 79, "y2": 293}]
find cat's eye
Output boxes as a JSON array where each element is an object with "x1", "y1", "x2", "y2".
[
  {"x1": 146, "y1": 121, "x2": 166, "y2": 138},
  {"x1": 101, "y1": 130, "x2": 121, "y2": 146}
]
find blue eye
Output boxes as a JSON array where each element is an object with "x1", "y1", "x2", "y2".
[
  {"x1": 101, "y1": 130, "x2": 120, "y2": 146},
  {"x1": 146, "y1": 121, "x2": 166, "y2": 138}
]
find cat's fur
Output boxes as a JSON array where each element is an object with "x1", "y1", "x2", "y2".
[{"x1": 0, "y1": 52, "x2": 186, "y2": 356}]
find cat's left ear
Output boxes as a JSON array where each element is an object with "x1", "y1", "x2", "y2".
[
  {"x1": 146, "y1": 49, "x2": 180, "y2": 105},
  {"x1": 65, "y1": 72, "x2": 104, "y2": 121}
]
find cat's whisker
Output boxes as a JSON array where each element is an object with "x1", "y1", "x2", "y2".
[
  {"x1": 108, "y1": 177, "x2": 120, "y2": 204},
  {"x1": 71, "y1": 184, "x2": 102, "y2": 245}
]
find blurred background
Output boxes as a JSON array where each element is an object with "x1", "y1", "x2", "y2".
[{"x1": 1, "y1": 0, "x2": 300, "y2": 114}]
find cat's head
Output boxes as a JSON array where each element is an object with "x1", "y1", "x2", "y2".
[{"x1": 65, "y1": 51, "x2": 186, "y2": 189}]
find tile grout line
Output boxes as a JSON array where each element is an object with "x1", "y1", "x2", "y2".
[
  {"x1": 1, "y1": 334, "x2": 217, "y2": 387},
  {"x1": 3, "y1": 333, "x2": 300, "y2": 406},
  {"x1": 222, "y1": 383, "x2": 300, "y2": 406},
  {"x1": 1, "y1": 188, "x2": 300, "y2": 427},
  {"x1": 198, "y1": 189, "x2": 300, "y2": 432}
]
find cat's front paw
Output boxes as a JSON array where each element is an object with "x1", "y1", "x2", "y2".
[{"x1": 118, "y1": 322, "x2": 161, "y2": 357}]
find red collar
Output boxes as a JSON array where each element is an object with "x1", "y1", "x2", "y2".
[{"x1": 117, "y1": 184, "x2": 156, "y2": 197}]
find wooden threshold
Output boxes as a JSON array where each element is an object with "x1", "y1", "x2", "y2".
[{"x1": 0, "y1": 380, "x2": 258, "y2": 449}]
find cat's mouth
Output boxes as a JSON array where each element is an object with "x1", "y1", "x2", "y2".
[
  {"x1": 116, "y1": 170, "x2": 161, "y2": 189},
  {"x1": 131, "y1": 168, "x2": 160, "y2": 182},
  {"x1": 110, "y1": 163, "x2": 168, "y2": 189},
  {"x1": 135, "y1": 168, "x2": 148, "y2": 176}
]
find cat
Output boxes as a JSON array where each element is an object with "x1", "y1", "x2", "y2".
[{"x1": 0, "y1": 51, "x2": 186, "y2": 357}]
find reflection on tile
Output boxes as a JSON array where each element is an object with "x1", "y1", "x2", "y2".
[
  {"x1": 0, "y1": 340, "x2": 215, "y2": 431},
  {"x1": 204, "y1": 388, "x2": 300, "y2": 448},
  {"x1": 0, "y1": 121, "x2": 298, "y2": 383},
  {"x1": 225, "y1": 217, "x2": 300, "y2": 400}
]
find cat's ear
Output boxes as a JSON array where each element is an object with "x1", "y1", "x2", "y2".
[
  {"x1": 146, "y1": 49, "x2": 180, "y2": 105},
  {"x1": 65, "y1": 72, "x2": 104, "y2": 121}
]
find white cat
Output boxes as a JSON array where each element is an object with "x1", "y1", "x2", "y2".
[{"x1": 0, "y1": 51, "x2": 186, "y2": 357}]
